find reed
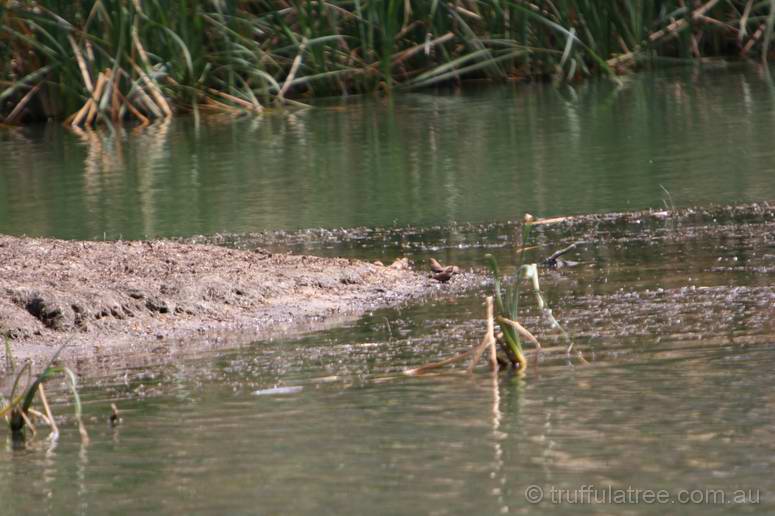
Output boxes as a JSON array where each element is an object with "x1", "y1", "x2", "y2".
[
  {"x1": 405, "y1": 212, "x2": 571, "y2": 376},
  {"x1": 1, "y1": 1, "x2": 772, "y2": 124},
  {"x1": 485, "y1": 212, "x2": 576, "y2": 370},
  {"x1": 0, "y1": 342, "x2": 88, "y2": 443}
]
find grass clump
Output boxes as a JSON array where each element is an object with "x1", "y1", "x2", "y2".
[
  {"x1": 0, "y1": 342, "x2": 89, "y2": 444},
  {"x1": 407, "y1": 213, "x2": 572, "y2": 376},
  {"x1": 485, "y1": 213, "x2": 573, "y2": 371},
  {"x1": 2, "y1": 1, "x2": 775, "y2": 125}
]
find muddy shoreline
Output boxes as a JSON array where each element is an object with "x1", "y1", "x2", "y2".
[
  {"x1": 0, "y1": 236, "x2": 477, "y2": 365},
  {"x1": 1, "y1": 202, "x2": 772, "y2": 368}
]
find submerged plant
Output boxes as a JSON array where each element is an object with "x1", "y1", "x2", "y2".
[
  {"x1": 0, "y1": 342, "x2": 87, "y2": 443},
  {"x1": 407, "y1": 213, "x2": 573, "y2": 376},
  {"x1": 486, "y1": 214, "x2": 573, "y2": 371},
  {"x1": 1, "y1": 345, "x2": 65, "y2": 437}
]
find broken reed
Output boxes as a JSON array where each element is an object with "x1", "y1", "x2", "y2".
[
  {"x1": 408, "y1": 213, "x2": 574, "y2": 376},
  {"x1": 2, "y1": 1, "x2": 775, "y2": 125},
  {"x1": 0, "y1": 342, "x2": 90, "y2": 444}
]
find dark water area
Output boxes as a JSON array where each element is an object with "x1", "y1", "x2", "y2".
[
  {"x1": 1, "y1": 67, "x2": 775, "y2": 240},
  {"x1": 0, "y1": 68, "x2": 774, "y2": 514}
]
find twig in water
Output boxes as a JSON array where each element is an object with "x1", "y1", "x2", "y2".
[
  {"x1": 110, "y1": 403, "x2": 120, "y2": 427},
  {"x1": 27, "y1": 408, "x2": 50, "y2": 426},
  {"x1": 20, "y1": 410, "x2": 35, "y2": 436},
  {"x1": 63, "y1": 368, "x2": 89, "y2": 445},
  {"x1": 38, "y1": 383, "x2": 59, "y2": 441},
  {"x1": 405, "y1": 296, "x2": 497, "y2": 376},
  {"x1": 466, "y1": 297, "x2": 497, "y2": 373},
  {"x1": 522, "y1": 263, "x2": 574, "y2": 354},
  {"x1": 486, "y1": 298, "x2": 498, "y2": 372},
  {"x1": 659, "y1": 184, "x2": 675, "y2": 212},
  {"x1": 403, "y1": 348, "x2": 474, "y2": 376}
]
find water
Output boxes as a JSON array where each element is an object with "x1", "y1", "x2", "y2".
[
  {"x1": 1, "y1": 67, "x2": 775, "y2": 240},
  {"x1": 0, "y1": 68, "x2": 774, "y2": 514}
]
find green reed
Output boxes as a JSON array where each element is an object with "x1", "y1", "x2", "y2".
[
  {"x1": 1, "y1": 1, "x2": 772, "y2": 124},
  {"x1": 0, "y1": 341, "x2": 89, "y2": 443}
]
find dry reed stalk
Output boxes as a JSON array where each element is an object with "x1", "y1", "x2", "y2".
[
  {"x1": 20, "y1": 410, "x2": 36, "y2": 435},
  {"x1": 27, "y1": 408, "x2": 51, "y2": 426},
  {"x1": 466, "y1": 296, "x2": 498, "y2": 373},
  {"x1": 116, "y1": 89, "x2": 150, "y2": 126},
  {"x1": 403, "y1": 348, "x2": 474, "y2": 376},
  {"x1": 37, "y1": 383, "x2": 59, "y2": 439},
  {"x1": 649, "y1": 0, "x2": 720, "y2": 42},
  {"x1": 85, "y1": 71, "x2": 108, "y2": 126},
  {"x1": 131, "y1": 62, "x2": 172, "y2": 118},
  {"x1": 526, "y1": 216, "x2": 571, "y2": 226},
  {"x1": 203, "y1": 96, "x2": 244, "y2": 114},
  {"x1": 130, "y1": 26, "x2": 172, "y2": 117},
  {"x1": 740, "y1": 0, "x2": 754, "y2": 42},
  {"x1": 466, "y1": 332, "x2": 494, "y2": 373},
  {"x1": 455, "y1": 5, "x2": 482, "y2": 21},
  {"x1": 496, "y1": 316, "x2": 542, "y2": 349},
  {"x1": 394, "y1": 20, "x2": 421, "y2": 41},
  {"x1": 111, "y1": 71, "x2": 122, "y2": 121},
  {"x1": 68, "y1": 34, "x2": 94, "y2": 93},
  {"x1": 77, "y1": 418, "x2": 90, "y2": 445},
  {"x1": 742, "y1": 23, "x2": 766, "y2": 55},
  {"x1": 71, "y1": 99, "x2": 93, "y2": 128},
  {"x1": 321, "y1": 2, "x2": 358, "y2": 19},
  {"x1": 514, "y1": 245, "x2": 539, "y2": 256},
  {"x1": 98, "y1": 68, "x2": 115, "y2": 117},
  {"x1": 392, "y1": 32, "x2": 455, "y2": 66},
  {"x1": 4, "y1": 82, "x2": 43, "y2": 124},
  {"x1": 487, "y1": 300, "x2": 498, "y2": 372},
  {"x1": 607, "y1": 0, "x2": 720, "y2": 67},
  {"x1": 131, "y1": 84, "x2": 163, "y2": 119},
  {"x1": 131, "y1": 23, "x2": 152, "y2": 70},
  {"x1": 207, "y1": 88, "x2": 263, "y2": 113},
  {"x1": 278, "y1": 38, "x2": 308, "y2": 102},
  {"x1": 696, "y1": 15, "x2": 737, "y2": 33},
  {"x1": 406, "y1": 296, "x2": 498, "y2": 376}
]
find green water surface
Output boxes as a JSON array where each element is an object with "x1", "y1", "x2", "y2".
[
  {"x1": 0, "y1": 68, "x2": 773, "y2": 515},
  {"x1": 1, "y1": 67, "x2": 774, "y2": 240}
]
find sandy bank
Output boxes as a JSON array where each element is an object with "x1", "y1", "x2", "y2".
[{"x1": 0, "y1": 236, "x2": 471, "y2": 363}]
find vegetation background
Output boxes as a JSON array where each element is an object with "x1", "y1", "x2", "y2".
[{"x1": 1, "y1": 0, "x2": 773, "y2": 124}]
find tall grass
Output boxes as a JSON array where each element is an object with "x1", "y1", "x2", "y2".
[{"x1": 1, "y1": 1, "x2": 772, "y2": 124}]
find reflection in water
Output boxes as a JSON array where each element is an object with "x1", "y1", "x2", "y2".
[
  {"x1": 77, "y1": 437, "x2": 89, "y2": 515},
  {"x1": 71, "y1": 120, "x2": 173, "y2": 238},
  {"x1": 490, "y1": 372, "x2": 507, "y2": 513},
  {"x1": 1, "y1": 68, "x2": 775, "y2": 240},
  {"x1": 0, "y1": 69, "x2": 772, "y2": 514}
]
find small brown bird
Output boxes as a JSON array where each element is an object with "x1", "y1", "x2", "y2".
[
  {"x1": 429, "y1": 258, "x2": 445, "y2": 273},
  {"x1": 429, "y1": 258, "x2": 459, "y2": 283}
]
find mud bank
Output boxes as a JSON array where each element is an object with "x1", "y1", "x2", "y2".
[{"x1": 0, "y1": 236, "x2": 476, "y2": 363}]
